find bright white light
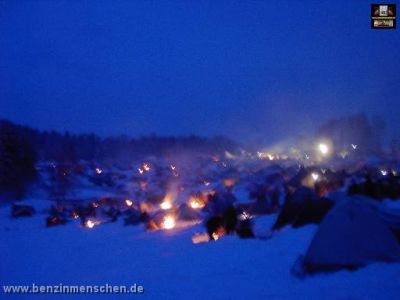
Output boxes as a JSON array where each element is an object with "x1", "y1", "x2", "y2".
[
  {"x1": 95, "y1": 168, "x2": 103, "y2": 174},
  {"x1": 160, "y1": 201, "x2": 172, "y2": 210},
  {"x1": 351, "y1": 144, "x2": 358, "y2": 150},
  {"x1": 125, "y1": 199, "x2": 133, "y2": 206},
  {"x1": 380, "y1": 170, "x2": 388, "y2": 176},
  {"x1": 85, "y1": 220, "x2": 96, "y2": 229},
  {"x1": 238, "y1": 211, "x2": 252, "y2": 221},
  {"x1": 162, "y1": 216, "x2": 175, "y2": 230},
  {"x1": 318, "y1": 143, "x2": 329, "y2": 155},
  {"x1": 311, "y1": 172, "x2": 319, "y2": 181}
]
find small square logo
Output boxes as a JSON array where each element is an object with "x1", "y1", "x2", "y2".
[{"x1": 371, "y1": 4, "x2": 396, "y2": 29}]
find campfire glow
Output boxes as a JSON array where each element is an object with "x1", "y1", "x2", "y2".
[
  {"x1": 188, "y1": 197, "x2": 205, "y2": 209},
  {"x1": 162, "y1": 215, "x2": 176, "y2": 230},
  {"x1": 212, "y1": 233, "x2": 220, "y2": 241},
  {"x1": 161, "y1": 186, "x2": 178, "y2": 210},
  {"x1": 160, "y1": 200, "x2": 172, "y2": 210},
  {"x1": 223, "y1": 178, "x2": 236, "y2": 188},
  {"x1": 257, "y1": 151, "x2": 275, "y2": 160},
  {"x1": 85, "y1": 219, "x2": 97, "y2": 229},
  {"x1": 211, "y1": 226, "x2": 225, "y2": 241}
]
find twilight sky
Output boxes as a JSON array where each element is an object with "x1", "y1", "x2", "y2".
[{"x1": 1, "y1": 1, "x2": 399, "y2": 143}]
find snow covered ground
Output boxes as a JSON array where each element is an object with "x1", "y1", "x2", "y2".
[{"x1": 1, "y1": 202, "x2": 400, "y2": 300}]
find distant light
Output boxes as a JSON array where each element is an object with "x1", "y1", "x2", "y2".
[
  {"x1": 125, "y1": 199, "x2": 133, "y2": 207},
  {"x1": 339, "y1": 151, "x2": 349, "y2": 159},
  {"x1": 238, "y1": 211, "x2": 252, "y2": 221},
  {"x1": 138, "y1": 168, "x2": 144, "y2": 174},
  {"x1": 311, "y1": 172, "x2": 319, "y2": 181},
  {"x1": 85, "y1": 219, "x2": 96, "y2": 229},
  {"x1": 223, "y1": 178, "x2": 236, "y2": 188},
  {"x1": 351, "y1": 144, "x2": 358, "y2": 150},
  {"x1": 95, "y1": 168, "x2": 103, "y2": 174},
  {"x1": 381, "y1": 170, "x2": 388, "y2": 176},
  {"x1": 318, "y1": 143, "x2": 329, "y2": 155},
  {"x1": 143, "y1": 163, "x2": 150, "y2": 172},
  {"x1": 256, "y1": 151, "x2": 275, "y2": 160}
]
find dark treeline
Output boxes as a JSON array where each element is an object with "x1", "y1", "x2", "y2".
[
  {"x1": 0, "y1": 119, "x2": 239, "y2": 199},
  {"x1": 0, "y1": 119, "x2": 239, "y2": 163},
  {"x1": 316, "y1": 113, "x2": 386, "y2": 156}
]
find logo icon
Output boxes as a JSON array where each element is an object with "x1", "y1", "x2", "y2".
[{"x1": 371, "y1": 4, "x2": 396, "y2": 29}]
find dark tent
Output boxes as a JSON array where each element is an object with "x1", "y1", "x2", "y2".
[{"x1": 273, "y1": 187, "x2": 333, "y2": 229}]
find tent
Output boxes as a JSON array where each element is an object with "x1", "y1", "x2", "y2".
[
  {"x1": 302, "y1": 197, "x2": 400, "y2": 273},
  {"x1": 273, "y1": 187, "x2": 333, "y2": 229}
]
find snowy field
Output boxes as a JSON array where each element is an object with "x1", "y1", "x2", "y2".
[{"x1": 1, "y1": 201, "x2": 400, "y2": 300}]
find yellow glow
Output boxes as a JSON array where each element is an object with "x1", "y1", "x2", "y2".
[
  {"x1": 223, "y1": 178, "x2": 236, "y2": 187},
  {"x1": 143, "y1": 163, "x2": 150, "y2": 171},
  {"x1": 160, "y1": 201, "x2": 172, "y2": 210},
  {"x1": 189, "y1": 197, "x2": 205, "y2": 209},
  {"x1": 212, "y1": 232, "x2": 220, "y2": 241},
  {"x1": 162, "y1": 216, "x2": 176, "y2": 230},
  {"x1": 256, "y1": 151, "x2": 274, "y2": 160}
]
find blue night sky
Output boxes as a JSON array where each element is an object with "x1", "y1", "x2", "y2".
[{"x1": 1, "y1": 1, "x2": 399, "y2": 142}]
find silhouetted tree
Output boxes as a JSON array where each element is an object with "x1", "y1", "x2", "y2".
[{"x1": 0, "y1": 121, "x2": 37, "y2": 199}]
